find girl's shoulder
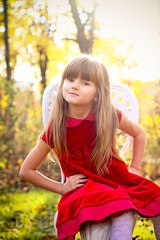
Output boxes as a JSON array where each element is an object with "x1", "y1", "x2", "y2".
[{"x1": 40, "y1": 122, "x2": 54, "y2": 148}]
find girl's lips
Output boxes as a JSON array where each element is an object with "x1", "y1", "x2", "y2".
[{"x1": 69, "y1": 92, "x2": 79, "y2": 96}]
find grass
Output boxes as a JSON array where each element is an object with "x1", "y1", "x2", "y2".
[
  {"x1": 0, "y1": 188, "x2": 60, "y2": 240},
  {"x1": 0, "y1": 188, "x2": 156, "y2": 240}
]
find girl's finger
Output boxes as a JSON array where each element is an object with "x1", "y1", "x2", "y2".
[{"x1": 74, "y1": 174, "x2": 87, "y2": 178}]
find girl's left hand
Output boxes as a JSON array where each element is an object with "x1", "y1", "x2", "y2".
[{"x1": 61, "y1": 174, "x2": 88, "y2": 195}]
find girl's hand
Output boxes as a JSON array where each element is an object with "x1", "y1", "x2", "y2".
[
  {"x1": 61, "y1": 174, "x2": 88, "y2": 195},
  {"x1": 128, "y1": 166, "x2": 140, "y2": 175}
]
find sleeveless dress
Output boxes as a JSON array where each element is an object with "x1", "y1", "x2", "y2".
[{"x1": 41, "y1": 110, "x2": 160, "y2": 240}]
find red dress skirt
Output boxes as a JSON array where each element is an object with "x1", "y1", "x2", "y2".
[{"x1": 41, "y1": 111, "x2": 160, "y2": 240}]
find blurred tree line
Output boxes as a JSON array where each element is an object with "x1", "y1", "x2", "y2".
[{"x1": 0, "y1": 0, "x2": 159, "y2": 190}]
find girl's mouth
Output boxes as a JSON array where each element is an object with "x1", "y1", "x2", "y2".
[{"x1": 69, "y1": 92, "x2": 79, "y2": 96}]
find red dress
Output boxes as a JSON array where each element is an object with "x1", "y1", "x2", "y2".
[{"x1": 41, "y1": 110, "x2": 160, "y2": 240}]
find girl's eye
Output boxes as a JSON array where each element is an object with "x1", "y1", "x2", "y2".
[
  {"x1": 67, "y1": 78, "x2": 74, "y2": 82},
  {"x1": 82, "y1": 81, "x2": 89, "y2": 86}
]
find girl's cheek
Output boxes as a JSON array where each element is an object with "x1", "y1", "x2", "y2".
[{"x1": 62, "y1": 83, "x2": 68, "y2": 92}]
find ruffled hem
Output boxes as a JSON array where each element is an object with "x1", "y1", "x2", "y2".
[{"x1": 57, "y1": 197, "x2": 160, "y2": 240}]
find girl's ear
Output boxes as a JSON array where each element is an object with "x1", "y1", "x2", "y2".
[{"x1": 94, "y1": 95, "x2": 98, "y2": 102}]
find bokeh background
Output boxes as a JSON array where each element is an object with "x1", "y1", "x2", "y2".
[{"x1": 0, "y1": 0, "x2": 160, "y2": 239}]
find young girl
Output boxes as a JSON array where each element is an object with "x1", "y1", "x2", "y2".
[{"x1": 20, "y1": 54, "x2": 160, "y2": 240}]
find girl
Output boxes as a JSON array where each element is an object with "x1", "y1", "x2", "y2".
[{"x1": 20, "y1": 54, "x2": 160, "y2": 240}]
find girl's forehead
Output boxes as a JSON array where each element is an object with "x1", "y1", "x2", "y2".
[
  {"x1": 63, "y1": 64, "x2": 97, "y2": 83},
  {"x1": 64, "y1": 68, "x2": 90, "y2": 81}
]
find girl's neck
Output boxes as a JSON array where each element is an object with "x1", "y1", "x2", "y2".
[{"x1": 68, "y1": 106, "x2": 92, "y2": 120}]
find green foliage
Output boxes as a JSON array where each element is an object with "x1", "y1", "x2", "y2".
[
  {"x1": 0, "y1": 78, "x2": 43, "y2": 188},
  {"x1": 0, "y1": 188, "x2": 60, "y2": 239},
  {"x1": 0, "y1": 79, "x2": 17, "y2": 171}
]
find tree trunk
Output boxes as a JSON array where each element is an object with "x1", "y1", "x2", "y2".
[
  {"x1": 3, "y1": 0, "x2": 11, "y2": 80},
  {"x1": 69, "y1": 0, "x2": 96, "y2": 54},
  {"x1": 39, "y1": 48, "x2": 48, "y2": 99}
]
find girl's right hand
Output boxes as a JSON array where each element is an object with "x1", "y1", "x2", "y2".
[{"x1": 61, "y1": 174, "x2": 88, "y2": 195}]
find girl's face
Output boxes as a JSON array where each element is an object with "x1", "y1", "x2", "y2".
[{"x1": 62, "y1": 78, "x2": 97, "y2": 111}]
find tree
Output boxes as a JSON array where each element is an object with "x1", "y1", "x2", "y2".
[
  {"x1": 6, "y1": 0, "x2": 57, "y2": 97},
  {"x1": 2, "y1": 0, "x2": 11, "y2": 80},
  {"x1": 68, "y1": 0, "x2": 96, "y2": 53}
]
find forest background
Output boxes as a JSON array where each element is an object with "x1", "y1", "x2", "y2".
[{"x1": 0, "y1": 0, "x2": 160, "y2": 239}]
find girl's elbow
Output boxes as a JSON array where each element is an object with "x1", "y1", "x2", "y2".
[
  {"x1": 19, "y1": 166, "x2": 27, "y2": 179},
  {"x1": 138, "y1": 126, "x2": 146, "y2": 143},
  {"x1": 141, "y1": 127, "x2": 146, "y2": 139},
  {"x1": 134, "y1": 126, "x2": 146, "y2": 141},
  {"x1": 19, "y1": 168, "x2": 24, "y2": 179}
]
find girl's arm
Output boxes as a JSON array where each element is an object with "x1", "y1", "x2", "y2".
[
  {"x1": 119, "y1": 113, "x2": 146, "y2": 174},
  {"x1": 19, "y1": 139, "x2": 87, "y2": 194},
  {"x1": 19, "y1": 139, "x2": 63, "y2": 194}
]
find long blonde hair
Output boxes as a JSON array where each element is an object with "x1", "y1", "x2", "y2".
[{"x1": 46, "y1": 54, "x2": 120, "y2": 175}]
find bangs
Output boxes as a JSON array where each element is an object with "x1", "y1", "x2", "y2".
[{"x1": 62, "y1": 56, "x2": 98, "y2": 84}]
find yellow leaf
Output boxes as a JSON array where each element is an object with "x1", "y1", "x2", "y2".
[
  {"x1": 36, "y1": 204, "x2": 44, "y2": 210},
  {"x1": 0, "y1": 100, "x2": 8, "y2": 108},
  {"x1": 0, "y1": 125, "x2": 4, "y2": 131},
  {"x1": 3, "y1": 95, "x2": 8, "y2": 101},
  {"x1": 8, "y1": 149, "x2": 13, "y2": 154},
  {"x1": 41, "y1": 211, "x2": 48, "y2": 216},
  {"x1": 17, "y1": 159, "x2": 23, "y2": 166}
]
